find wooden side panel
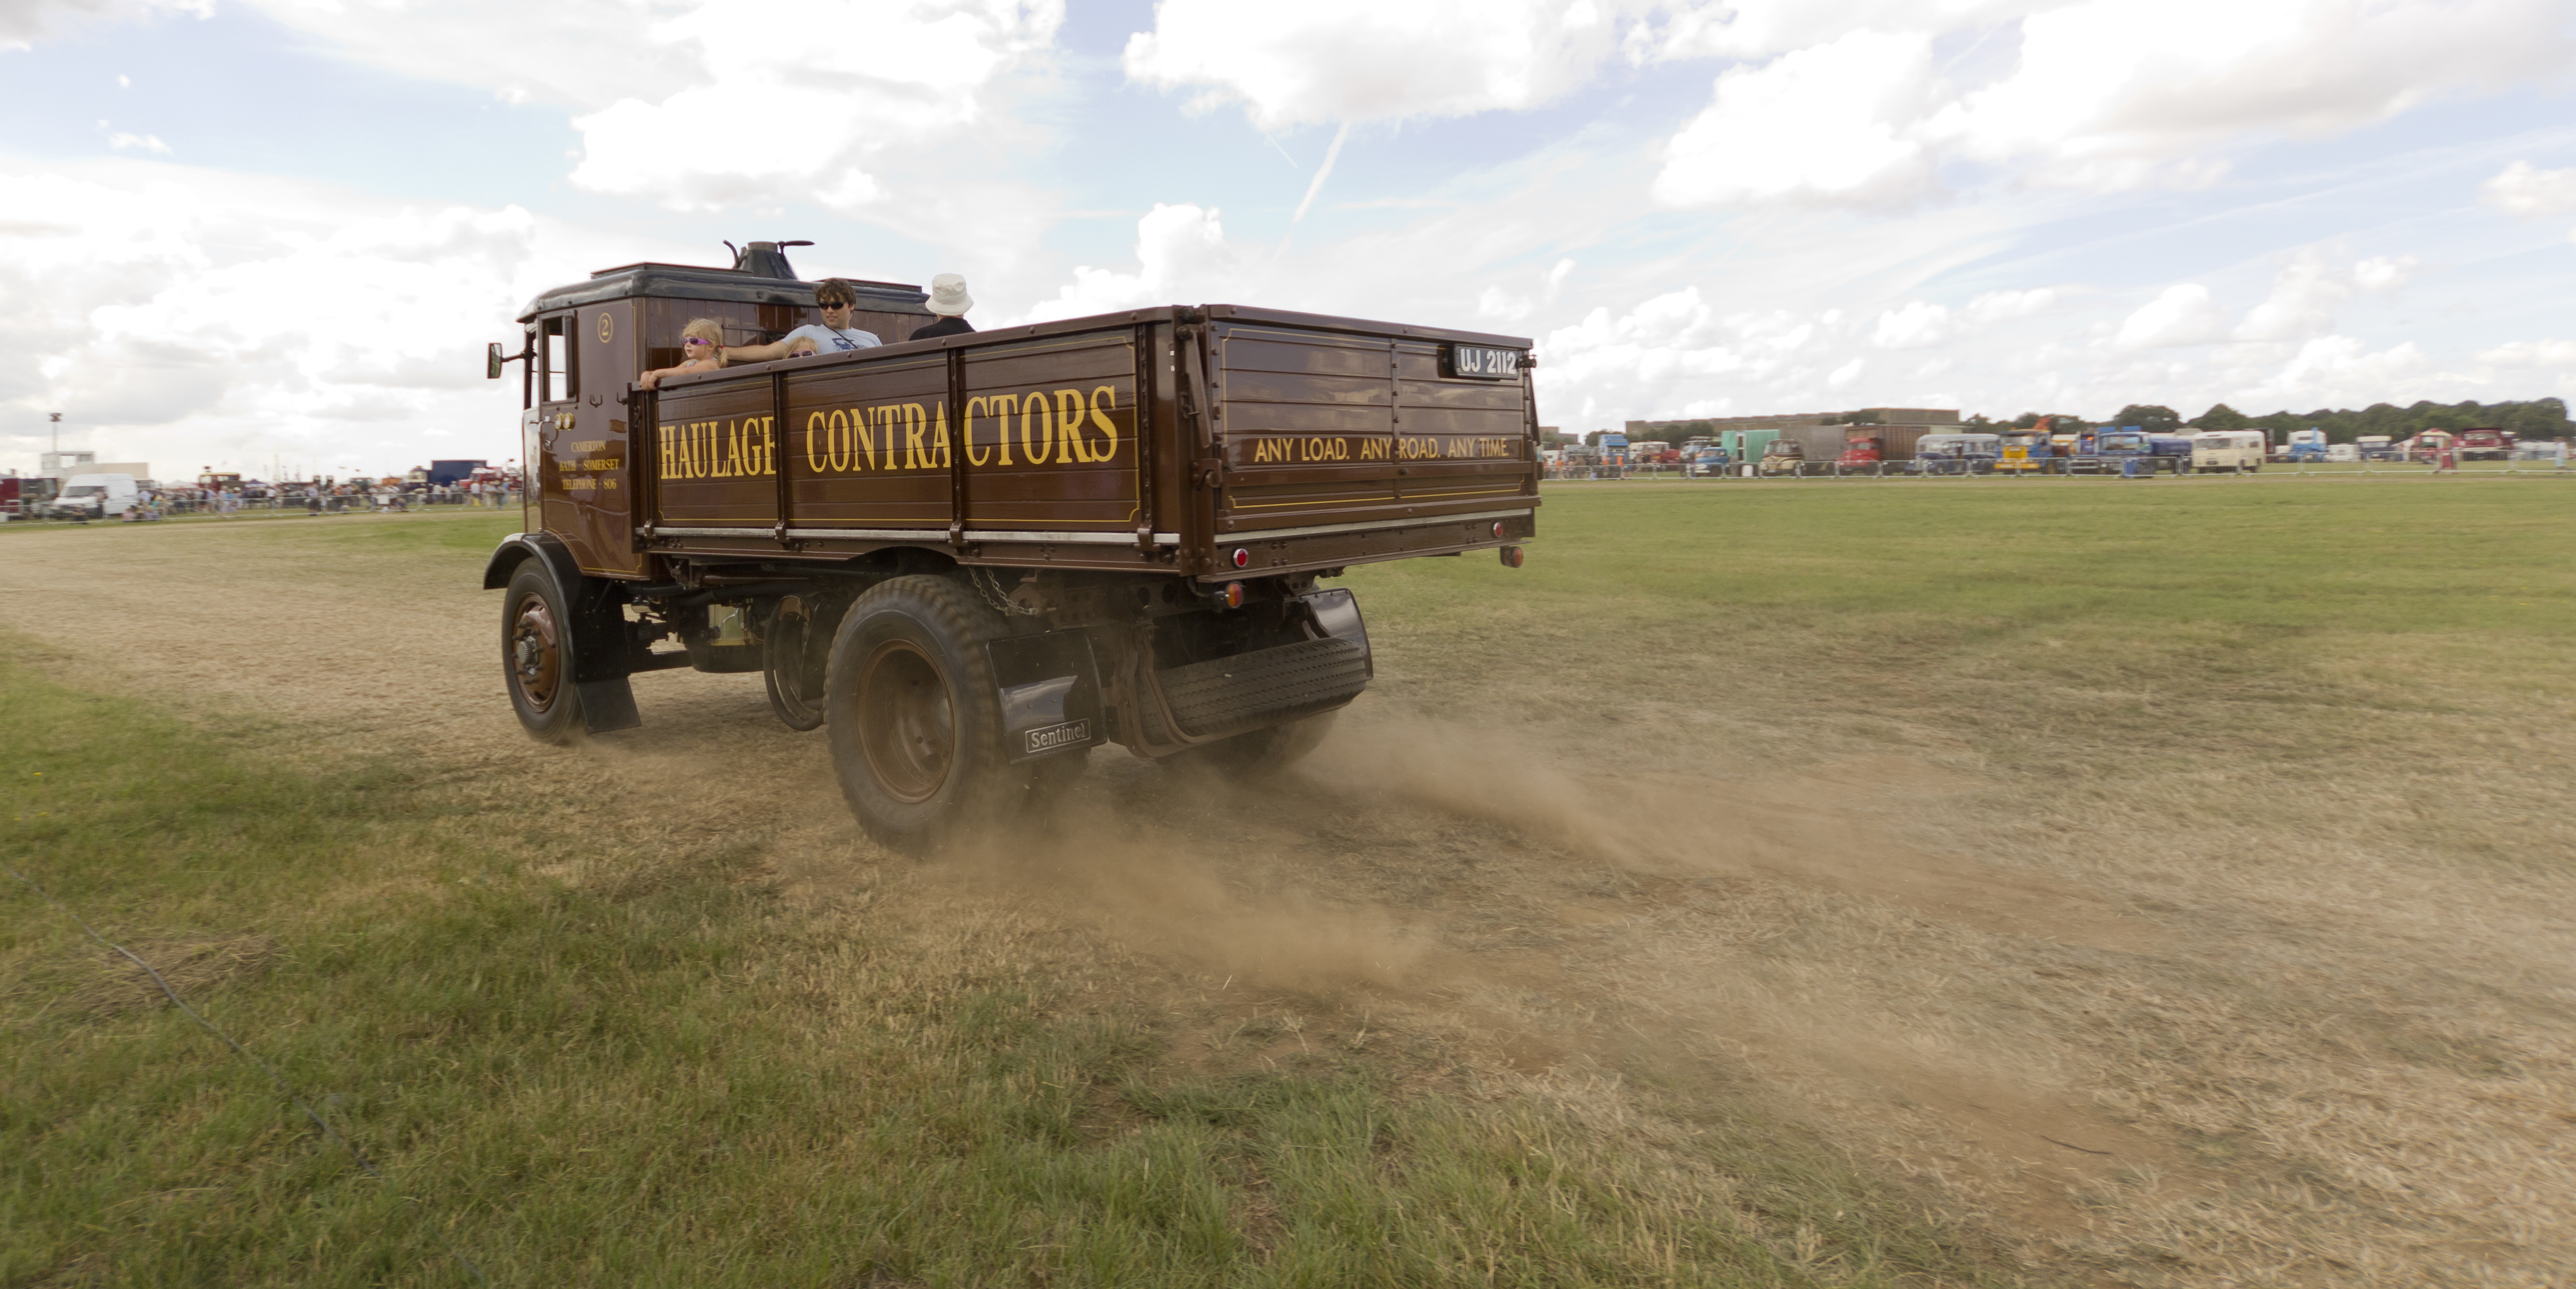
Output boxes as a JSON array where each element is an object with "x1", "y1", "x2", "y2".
[
  {"x1": 784, "y1": 355, "x2": 953, "y2": 528},
  {"x1": 649, "y1": 381, "x2": 781, "y2": 526},
  {"x1": 1215, "y1": 325, "x2": 1396, "y2": 518},
  {"x1": 957, "y1": 334, "x2": 1141, "y2": 531},
  {"x1": 1389, "y1": 340, "x2": 1533, "y2": 506},
  {"x1": 1211, "y1": 325, "x2": 1535, "y2": 533}
]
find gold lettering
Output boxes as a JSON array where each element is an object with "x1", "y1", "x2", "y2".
[
  {"x1": 964, "y1": 397, "x2": 990, "y2": 466},
  {"x1": 1019, "y1": 391, "x2": 1052, "y2": 467},
  {"x1": 1088, "y1": 387, "x2": 1119, "y2": 463},
  {"x1": 659, "y1": 427, "x2": 676, "y2": 480},
  {"x1": 932, "y1": 400, "x2": 952, "y2": 468},
  {"x1": 903, "y1": 403, "x2": 927, "y2": 470},
  {"x1": 1056, "y1": 389, "x2": 1088, "y2": 464},
  {"x1": 758, "y1": 417, "x2": 775, "y2": 476},
  {"x1": 827, "y1": 409, "x2": 851, "y2": 473},
  {"x1": 990, "y1": 392, "x2": 1019, "y2": 465},
  {"x1": 805, "y1": 412, "x2": 827, "y2": 474},
  {"x1": 720, "y1": 419, "x2": 741, "y2": 477}
]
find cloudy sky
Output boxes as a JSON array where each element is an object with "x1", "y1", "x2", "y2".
[{"x1": 4, "y1": 0, "x2": 2574, "y2": 477}]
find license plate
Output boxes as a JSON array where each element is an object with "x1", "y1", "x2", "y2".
[{"x1": 1445, "y1": 344, "x2": 1522, "y2": 380}]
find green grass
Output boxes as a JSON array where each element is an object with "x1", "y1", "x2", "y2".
[
  {"x1": 1354, "y1": 478, "x2": 2573, "y2": 737},
  {"x1": 12, "y1": 477, "x2": 2570, "y2": 1286},
  {"x1": 1, "y1": 640, "x2": 1997, "y2": 1287}
]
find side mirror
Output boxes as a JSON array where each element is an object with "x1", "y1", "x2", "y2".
[{"x1": 486, "y1": 342, "x2": 505, "y2": 379}]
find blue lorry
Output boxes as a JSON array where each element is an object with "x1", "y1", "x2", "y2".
[{"x1": 2065, "y1": 426, "x2": 2191, "y2": 476}]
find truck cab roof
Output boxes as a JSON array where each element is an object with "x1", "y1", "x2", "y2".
[{"x1": 515, "y1": 241, "x2": 929, "y2": 325}]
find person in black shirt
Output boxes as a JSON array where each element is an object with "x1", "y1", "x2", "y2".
[{"x1": 911, "y1": 274, "x2": 975, "y2": 339}]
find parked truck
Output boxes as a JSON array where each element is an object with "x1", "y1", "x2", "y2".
[
  {"x1": 2065, "y1": 428, "x2": 2188, "y2": 476},
  {"x1": 2286, "y1": 429, "x2": 2325, "y2": 463},
  {"x1": 1996, "y1": 418, "x2": 2066, "y2": 473},
  {"x1": 2455, "y1": 427, "x2": 2513, "y2": 460},
  {"x1": 483, "y1": 241, "x2": 1539, "y2": 849}
]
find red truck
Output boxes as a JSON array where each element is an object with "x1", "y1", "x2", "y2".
[{"x1": 2455, "y1": 427, "x2": 2514, "y2": 460}]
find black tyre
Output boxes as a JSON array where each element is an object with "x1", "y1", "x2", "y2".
[
  {"x1": 502, "y1": 562, "x2": 583, "y2": 744},
  {"x1": 762, "y1": 595, "x2": 832, "y2": 732},
  {"x1": 1175, "y1": 712, "x2": 1338, "y2": 775},
  {"x1": 824, "y1": 575, "x2": 1028, "y2": 851}
]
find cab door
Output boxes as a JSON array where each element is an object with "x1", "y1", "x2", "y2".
[{"x1": 533, "y1": 309, "x2": 646, "y2": 577}]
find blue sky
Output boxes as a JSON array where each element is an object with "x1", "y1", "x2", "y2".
[{"x1": 5, "y1": 0, "x2": 2574, "y2": 479}]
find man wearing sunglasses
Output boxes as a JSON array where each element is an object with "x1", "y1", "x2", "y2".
[{"x1": 716, "y1": 279, "x2": 882, "y2": 366}]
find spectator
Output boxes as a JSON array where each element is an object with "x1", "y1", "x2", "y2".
[
  {"x1": 911, "y1": 274, "x2": 976, "y2": 339},
  {"x1": 640, "y1": 318, "x2": 730, "y2": 390}
]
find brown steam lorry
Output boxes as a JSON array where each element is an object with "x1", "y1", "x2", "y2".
[{"x1": 485, "y1": 241, "x2": 1540, "y2": 848}]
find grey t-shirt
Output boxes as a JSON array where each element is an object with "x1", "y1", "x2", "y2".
[{"x1": 783, "y1": 324, "x2": 881, "y2": 354}]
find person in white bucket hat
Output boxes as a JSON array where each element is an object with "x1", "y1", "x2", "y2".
[{"x1": 912, "y1": 273, "x2": 976, "y2": 339}]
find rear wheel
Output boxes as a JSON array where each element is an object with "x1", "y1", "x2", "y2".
[
  {"x1": 502, "y1": 562, "x2": 583, "y2": 744},
  {"x1": 825, "y1": 576, "x2": 1028, "y2": 851},
  {"x1": 762, "y1": 595, "x2": 832, "y2": 732}
]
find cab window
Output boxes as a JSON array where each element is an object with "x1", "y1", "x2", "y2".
[{"x1": 540, "y1": 315, "x2": 578, "y2": 404}]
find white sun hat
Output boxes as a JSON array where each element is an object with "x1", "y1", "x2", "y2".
[{"x1": 927, "y1": 273, "x2": 973, "y2": 316}]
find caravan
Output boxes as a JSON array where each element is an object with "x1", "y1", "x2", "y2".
[{"x1": 2190, "y1": 431, "x2": 2267, "y2": 473}]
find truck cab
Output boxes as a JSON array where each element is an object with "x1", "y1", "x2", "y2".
[
  {"x1": 1759, "y1": 438, "x2": 1805, "y2": 475},
  {"x1": 1912, "y1": 433, "x2": 2000, "y2": 473},
  {"x1": 2456, "y1": 427, "x2": 2512, "y2": 460},
  {"x1": 2285, "y1": 429, "x2": 2326, "y2": 462}
]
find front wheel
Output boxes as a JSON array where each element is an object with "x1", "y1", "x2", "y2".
[
  {"x1": 824, "y1": 576, "x2": 1028, "y2": 851},
  {"x1": 502, "y1": 562, "x2": 583, "y2": 744}
]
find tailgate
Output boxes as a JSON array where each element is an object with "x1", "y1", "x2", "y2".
[{"x1": 1207, "y1": 312, "x2": 1537, "y2": 546}]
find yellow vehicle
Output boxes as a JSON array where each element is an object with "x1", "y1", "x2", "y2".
[
  {"x1": 1997, "y1": 416, "x2": 2066, "y2": 472},
  {"x1": 1758, "y1": 438, "x2": 1805, "y2": 475}
]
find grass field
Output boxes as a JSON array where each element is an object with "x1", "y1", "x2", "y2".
[{"x1": 4, "y1": 478, "x2": 2571, "y2": 1287}]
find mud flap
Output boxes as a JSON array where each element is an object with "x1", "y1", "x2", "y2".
[
  {"x1": 576, "y1": 678, "x2": 641, "y2": 734},
  {"x1": 1153, "y1": 637, "x2": 1370, "y2": 741},
  {"x1": 988, "y1": 629, "x2": 1104, "y2": 763}
]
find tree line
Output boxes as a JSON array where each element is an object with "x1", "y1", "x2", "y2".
[
  {"x1": 1976, "y1": 398, "x2": 2571, "y2": 443},
  {"x1": 1593, "y1": 398, "x2": 2569, "y2": 448}
]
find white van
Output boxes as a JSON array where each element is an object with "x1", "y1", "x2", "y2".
[
  {"x1": 49, "y1": 473, "x2": 140, "y2": 519},
  {"x1": 2325, "y1": 443, "x2": 2360, "y2": 462},
  {"x1": 2190, "y1": 431, "x2": 2266, "y2": 473}
]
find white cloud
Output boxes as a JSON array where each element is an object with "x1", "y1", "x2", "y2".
[
  {"x1": 105, "y1": 131, "x2": 169, "y2": 153},
  {"x1": 2116, "y1": 283, "x2": 2225, "y2": 349},
  {"x1": 1, "y1": 157, "x2": 680, "y2": 477},
  {"x1": 2351, "y1": 254, "x2": 2417, "y2": 293},
  {"x1": 2233, "y1": 251, "x2": 2420, "y2": 342},
  {"x1": 1478, "y1": 257, "x2": 1578, "y2": 321},
  {"x1": 1018, "y1": 204, "x2": 1242, "y2": 324},
  {"x1": 1965, "y1": 287, "x2": 2057, "y2": 322},
  {"x1": 566, "y1": 0, "x2": 1062, "y2": 213},
  {"x1": 1928, "y1": 0, "x2": 2570, "y2": 191},
  {"x1": 1123, "y1": 0, "x2": 1617, "y2": 129},
  {"x1": 2, "y1": 0, "x2": 207, "y2": 45},
  {"x1": 2481, "y1": 159, "x2": 2576, "y2": 217},
  {"x1": 2241, "y1": 334, "x2": 2433, "y2": 403},
  {"x1": 1649, "y1": 0, "x2": 2576, "y2": 209},
  {"x1": 1636, "y1": 0, "x2": 2042, "y2": 61},
  {"x1": 1872, "y1": 300, "x2": 1951, "y2": 349},
  {"x1": 1653, "y1": 30, "x2": 1936, "y2": 208}
]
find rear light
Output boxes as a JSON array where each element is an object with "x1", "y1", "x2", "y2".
[
  {"x1": 1490, "y1": 520, "x2": 1506, "y2": 539},
  {"x1": 1223, "y1": 581, "x2": 1245, "y2": 608},
  {"x1": 1499, "y1": 545, "x2": 1524, "y2": 568},
  {"x1": 1230, "y1": 547, "x2": 1250, "y2": 569}
]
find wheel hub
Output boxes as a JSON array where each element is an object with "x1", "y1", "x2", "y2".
[
  {"x1": 855, "y1": 640, "x2": 953, "y2": 803},
  {"x1": 510, "y1": 598, "x2": 562, "y2": 711}
]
